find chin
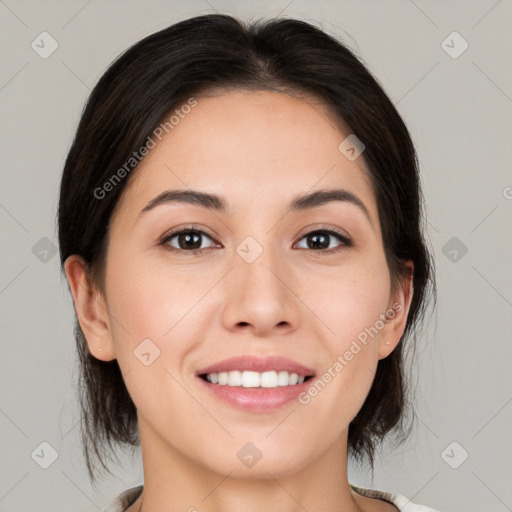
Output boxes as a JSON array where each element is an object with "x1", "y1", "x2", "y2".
[{"x1": 193, "y1": 439, "x2": 318, "y2": 480}]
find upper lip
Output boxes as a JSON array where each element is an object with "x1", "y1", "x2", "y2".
[{"x1": 196, "y1": 355, "x2": 316, "y2": 377}]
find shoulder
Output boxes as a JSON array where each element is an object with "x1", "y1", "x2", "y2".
[
  {"x1": 103, "y1": 485, "x2": 143, "y2": 512},
  {"x1": 350, "y1": 484, "x2": 443, "y2": 512}
]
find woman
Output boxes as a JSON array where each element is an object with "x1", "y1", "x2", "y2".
[{"x1": 58, "y1": 14, "x2": 438, "y2": 512}]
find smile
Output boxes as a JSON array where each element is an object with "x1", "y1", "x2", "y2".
[
  {"x1": 201, "y1": 370, "x2": 311, "y2": 387},
  {"x1": 195, "y1": 355, "x2": 316, "y2": 412}
]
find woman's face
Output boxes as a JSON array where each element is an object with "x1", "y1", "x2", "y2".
[{"x1": 81, "y1": 90, "x2": 412, "y2": 477}]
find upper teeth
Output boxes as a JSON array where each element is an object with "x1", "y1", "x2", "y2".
[{"x1": 205, "y1": 370, "x2": 306, "y2": 388}]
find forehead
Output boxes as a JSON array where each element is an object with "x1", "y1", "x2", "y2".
[{"x1": 116, "y1": 90, "x2": 378, "y2": 223}]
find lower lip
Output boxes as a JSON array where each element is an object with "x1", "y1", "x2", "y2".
[{"x1": 196, "y1": 376, "x2": 313, "y2": 412}]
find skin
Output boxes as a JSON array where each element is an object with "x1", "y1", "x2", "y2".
[{"x1": 65, "y1": 90, "x2": 413, "y2": 512}]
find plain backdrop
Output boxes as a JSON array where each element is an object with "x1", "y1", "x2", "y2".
[{"x1": 1, "y1": 1, "x2": 511, "y2": 511}]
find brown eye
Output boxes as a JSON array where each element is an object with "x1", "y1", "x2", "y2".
[
  {"x1": 296, "y1": 229, "x2": 352, "y2": 252},
  {"x1": 162, "y1": 229, "x2": 215, "y2": 251}
]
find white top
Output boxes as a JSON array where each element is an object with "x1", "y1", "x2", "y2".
[{"x1": 104, "y1": 484, "x2": 442, "y2": 511}]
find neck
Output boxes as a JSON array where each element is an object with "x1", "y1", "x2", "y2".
[{"x1": 129, "y1": 418, "x2": 365, "y2": 512}]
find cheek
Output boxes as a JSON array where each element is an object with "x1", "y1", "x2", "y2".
[
  {"x1": 105, "y1": 252, "x2": 220, "y2": 374},
  {"x1": 300, "y1": 252, "x2": 391, "y2": 349},
  {"x1": 107, "y1": 247, "x2": 188, "y2": 335},
  {"x1": 295, "y1": 252, "x2": 391, "y2": 410},
  {"x1": 103, "y1": 259, "x2": 207, "y2": 427}
]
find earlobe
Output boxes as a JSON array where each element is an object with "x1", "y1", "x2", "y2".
[
  {"x1": 64, "y1": 255, "x2": 116, "y2": 361},
  {"x1": 378, "y1": 261, "x2": 414, "y2": 359}
]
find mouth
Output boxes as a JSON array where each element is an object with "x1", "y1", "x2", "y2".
[
  {"x1": 199, "y1": 370, "x2": 314, "y2": 387},
  {"x1": 195, "y1": 355, "x2": 316, "y2": 412}
]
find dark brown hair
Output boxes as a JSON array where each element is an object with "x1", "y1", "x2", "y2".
[{"x1": 58, "y1": 13, "x2": 435, "y2": 483}]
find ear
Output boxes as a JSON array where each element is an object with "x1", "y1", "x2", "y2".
[
  {"x1": 64, "y1": 255, "x2": 116, "y2": 361},
  {"x1": 378, "y1": 261, "x2": 414, "y2": 359}
]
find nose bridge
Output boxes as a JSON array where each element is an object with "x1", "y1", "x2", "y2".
[
  {"x1": 235, "y1": 232, "x2": 287, "y2": 304},
  {"x1": 221, "y1": 231, "x2": 299, "y2": 334}
]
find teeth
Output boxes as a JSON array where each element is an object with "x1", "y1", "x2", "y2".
[
  {"x1": 260, "y1": 371, "x2": 277, "y2": 388},
  {"x1": 242, "y1": 371, "x2": 260, "y2": 388},
  {"x1": 228, "y1": 370, "x2": 242, "y2": 386},
  {"x1": 277, "y1": 371, "x2": 289, "y2": 386},
  {"x1": 204, "y1": 370, "x2": 307, "y2": 387}
]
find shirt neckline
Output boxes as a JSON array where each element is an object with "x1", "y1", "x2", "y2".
[{"x1": 107, "y1": 484, "x2": 402, "y2": 512}]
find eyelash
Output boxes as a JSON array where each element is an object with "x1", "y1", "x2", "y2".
[{"x1": 159, "y1": 225, "x2": 353, "y2": 255}]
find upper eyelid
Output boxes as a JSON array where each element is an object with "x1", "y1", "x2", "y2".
[{"x1": 161, "y1": 226, "x2": 219, "y2": 243}]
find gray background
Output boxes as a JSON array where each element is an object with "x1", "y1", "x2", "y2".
[{"x1": 1, "y1": 1, "x2": 511, "y2": 511}]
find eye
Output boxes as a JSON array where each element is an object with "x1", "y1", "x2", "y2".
[
  {"x1": 160, "y1": 228, "x2": 217, "y2": 252},
  {"x1": 295, "y1": 227, "x2": 352, "y2": 253},
  {"x1": 159, "y1": 225, "x2": 352, "y2": 255}
]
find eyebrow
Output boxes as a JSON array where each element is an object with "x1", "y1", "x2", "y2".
[{"x1": 139, "y1": 188, "x2": 373, "y2": 227}]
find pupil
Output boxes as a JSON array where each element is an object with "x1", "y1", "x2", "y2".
[
  {"x1": 309, "y1": 233, "x2": 328, "y2": 249},
  {"x1": 180, "y1": 232, "x2": 201, "y2": 249}
]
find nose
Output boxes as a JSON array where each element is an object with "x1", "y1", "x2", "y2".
[{"x1": 221, "y1": 245, "x2": 301, "y2": 338}]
